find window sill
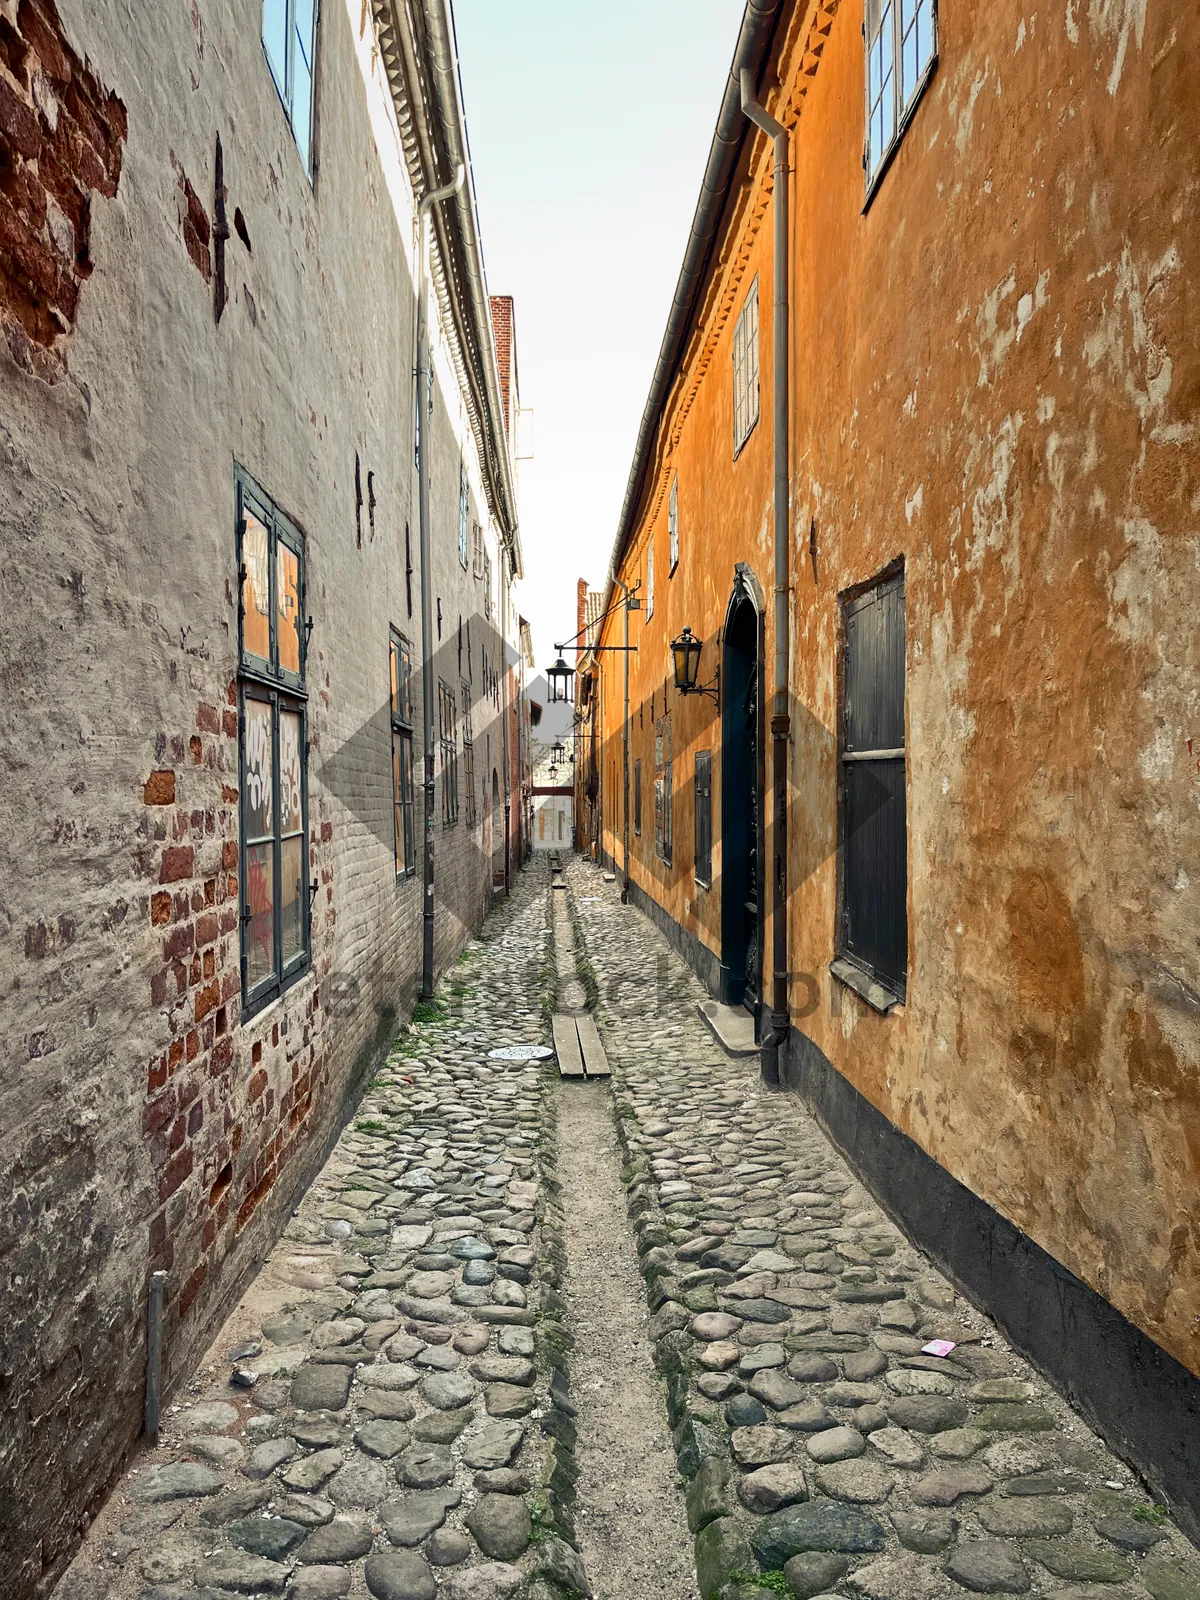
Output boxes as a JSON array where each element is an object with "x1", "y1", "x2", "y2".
[{"x1": 830, "y1": 957, "x2": 903, "y2": 1015}]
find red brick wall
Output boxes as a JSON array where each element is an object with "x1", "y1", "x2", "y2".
[{"x1": 0, "y1": 0, "x2": 126, "y2": 375}]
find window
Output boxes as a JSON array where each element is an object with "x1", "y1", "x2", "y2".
[
  {"x1": 390, "y1": 631, "x2": 415, "y2": 878},
  {"x1": 462, "y1": 684, "x2": 476, "y2": 826},
  {"x1": 472, "y1": 521, "x2": 485, "y2": 579},
  {"x1": 634, "y1": 758, "x2": 642, "y2": 837},
  {"x1": 668, "y1": 474, "x2": 679, "y2": 573},
  {"x1": 236, "y1": 466, "x2": 309, "y2": 1014},
  {"x1": 733, "y1": 277, "x2": 760, "y2": 454},
  {"x1": 654, "y1": 714, "x2": 673, "y2": 866},
  {"x1": 458, "y1": 461, "x2": 469, "y2": 569},
  {"x1": 865, "y1": 0, "x2": 937, "y2": 191},
  {"x1": 646, "y1": 535, "x2": 655, "y2": 619},
  {"x1": 838, "y1": 567, "x2": 907, "y2": 999},
  {"x1": 439, "y1": 681, "x2": 459, "y2": 826},
  {"x1": 483, "y1": 549, "x2": 493, "y2": 622},
  {"x1": 694, "y1": 750, "x2": 712, "y2": 887},
  {"x1": 262, "y1": 0, "x2": 318, "y2": 178}
]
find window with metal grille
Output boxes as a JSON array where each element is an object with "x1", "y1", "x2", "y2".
[
  {"x1": 439, "y1": 681, "x2": 459, "y2": 826},
  {"x1": 634, "y1": 758, "x2": 642, "y2": 837},
  {"x1": 694, "y1": 750, "x2": 712, "y2": 888},
  {"x1": 462, "y1": 684, "x2": 476, "y2": 826},
  {"x1": 865, "y1": 0, "x2": 937, "y2": 193},
  {"x1": 236, "y1": 465, "x2": 309, "y2": 1015},
  {"x1": 458, "y1": 460, "x2": 469, "y2": 568},
  {"x1": 668, "y1": 474, "x2": 679, "y2": 573},
  {"x1": 839, "y1": 567, "x2": 907, "y2": 997},
  {"x1": 261, "y1": 0, "x2": 318, "y2": 178},
  {"x1": 732, "y1": 277, "x2": 760, "y2": 454},
  {"x1": 390, "y1": 630, "x2": 415, "y2": 878},
  {"x1": 655, "y1": 715, "x2": 673, "y2": 866}
]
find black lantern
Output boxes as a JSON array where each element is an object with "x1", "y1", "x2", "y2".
[
  {"x1": 550, "y1": 739, "x2": 567, "y2": 765},
  {"x1": 671, "y1": 626, "x2": 719, "y2": 704},
  {"x1": 546, "y1": 654, "x2": 574, "y2": 704}
]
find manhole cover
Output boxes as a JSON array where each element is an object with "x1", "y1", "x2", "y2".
[{"x1": 488, "y1": 1045, "x2": 555, "y2": 1061}]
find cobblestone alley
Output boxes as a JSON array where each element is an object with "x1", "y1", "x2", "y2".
[{"x1": 57, "y1": 861, "x2": 1200, "y2": 1600}]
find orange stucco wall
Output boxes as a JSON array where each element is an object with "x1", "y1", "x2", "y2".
[{"x1": 596, "y1": 0, "x2": 1200, "y2": 1379}]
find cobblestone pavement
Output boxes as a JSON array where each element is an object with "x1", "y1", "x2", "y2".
[
  {"x1": 60, "y1": 861, "x2": 590, "y2": 1600},
  {"x1": 55, "y1": 857, "x2": 1200, "y2": 1600},
  {"x1": 563, "y1": 857, "x2": 1200, "y2": 1600}
]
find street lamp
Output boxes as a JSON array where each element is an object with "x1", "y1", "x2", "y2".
[
  {"x1": 671, "y1": 626, "x2": 719, "y2": 703},
  {"x1": 546, "y1": 653, "x2": 574, "y2": 704},
  {"x1": 550, "y1": 740, "x2": 567, "y2": 765}
]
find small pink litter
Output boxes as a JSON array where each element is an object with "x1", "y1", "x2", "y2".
[{"x1": 922, "y1": 1339, "x2": 957, "y2": 1357}]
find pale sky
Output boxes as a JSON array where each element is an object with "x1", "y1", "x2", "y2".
[{"x1": 454, "y1": 0, "x2": 747, "y2": 670}]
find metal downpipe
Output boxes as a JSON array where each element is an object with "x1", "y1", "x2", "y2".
[
  {"x1": 741, "y1": 70, "x2": 790, "y2": 1088},
  {"x1": 419, "y1": 165, "x2": 466, "y2": 1001}
]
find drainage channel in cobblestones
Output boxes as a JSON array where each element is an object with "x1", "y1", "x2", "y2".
[
  {"x1": 58, "y1": 861, "x2": 592, "y2": 1600},
  {"x1": 562, "y1": 855, "x2": 1200, "y2": 1600}
]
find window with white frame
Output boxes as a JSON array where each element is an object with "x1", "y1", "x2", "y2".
[
  {"x1": 646, "y1": 535, "x2": 655, "y2": 619},
  {"x1": 865, "y1": 0, "x2": 937, "y2": 190},
  {"x1": 458, "y1": 461, "x2": 469, "y2": 568},
  {"x1": 732, "y1": 278, "x2": 760, "y2": 454},
  {"x1": 261, "y1": 0, "x2": 318, "y2": 178},
  {"x1": 668, "y1": 474, "x2": 679, "y2": 573}
]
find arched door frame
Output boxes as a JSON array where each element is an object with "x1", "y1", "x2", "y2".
[{"x1": 719, "y1": 564, "x2": 766, "y2": 1014}]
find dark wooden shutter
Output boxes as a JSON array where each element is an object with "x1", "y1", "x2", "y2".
[
  {"x1": 694, "y1": 750, "x2": 712, "y2": 886},
  {"x1": 842, "y1": 571, "x2": 907, "y2": 993}
]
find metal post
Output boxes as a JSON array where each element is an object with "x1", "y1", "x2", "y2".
[
  {"x1": 417, "y1": 167, "x2": 465, "y2": 1000},
  {"x1": 144, "y1": 1270, "x2": 167, "y2": 1441}
]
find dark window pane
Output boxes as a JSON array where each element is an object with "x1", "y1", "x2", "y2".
[
  {"x1": 844, "y1": 758, "x2": 907, "y2": 989},
  {"x1": 244, "y1": 696, "x2": 274, "y2": 839},
  {"x1": 278, "y1": 541, "x2": 302, "y2": 675},
  {"x1": 262, "y1": 0, "x2": 288, "y2": 97},
  {"x1": 844, "y1": 576, "x2": 904, "y2": 752},
  {"x1": 246, "y1": 840, "x2": 276, "y2": 988},
  {"x1": 280, "y1": 834, "x2": 304, "y2": 964},
  {"x1": 242, "y1": 512, "x2": 271, "y2": 667}
]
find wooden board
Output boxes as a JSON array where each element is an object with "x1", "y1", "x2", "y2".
[
  {"x1": 575, "y1": 1012, "x2": 610, "y2": 1079},
  {"x1": 552, "y1": 1013, "x2": 585, "y2": 1078}
]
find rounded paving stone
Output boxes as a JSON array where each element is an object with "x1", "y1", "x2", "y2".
[
  {"x1": 945, "y1": 1539, "x2": 1032, "y2": 1593},
  {"x1": 364, "y1": 1549, "x2": 437, "y2": 1600},
  {"x1": 128, "y1": 1463, "x2": 224, "y2": 1503},
  {"x1": 428, "y1": 1526, "x2": 472, "y2": 1566},
  {"x1": 869, "y1": 1427, "x2": 924, "y2": 1469},
  {"x1": 749, "y1": 1501, "x2": 887, "y2": 1567},
  {"x1": 807, "y1": 1426, "x2": 867, "y2": 1464},
  {"x1": 784, "y1": 1553, "x2": 850, "y2": 1599},
  {"x1": 816, "y1": 1458, "x2": 896, "y2": 1504},
  {"x1": 731, "y1": 1425, "x2": 795, "y2": 1467},
  {"x1": 177, "y1": 1402, "x2": 240, "y2": 1435},
  {"x1": 290, "y1": 1568, "x2": 352, "y2": 1600},
  {"x1": 355, "y1": 1420, "x2": 412, "y2": 1459},
  {"x1": 692, "y1": 1312, "x2": 742, "y2": 1341},
  {"x1": 930, "y1": 1428, "x2": 988, "y2": 1460},
  {"x1": 327, "y1": 1450, "x2": 389, "y2": 1507},
  {"x1": 725, "y1": 1394, "x2": 768, "y2": 1429},
  {"x1": 420, "y1": 1372, "x2": 476, "y2": 1410},
  {"x1": 295, "y1": 1513, "x2": 374, "y2": 1563},
  {"x1": 738, "y1": 1464, "x2": 809, "y2": 1512},
  {"x1": 788, "y1": 1353, "x2": 839, "y2": 1383},
  {"x1": 380, "y1": 1489, "x2": 461, "y2": 1546},
  {"x1": 848, "y1": 1553, "x2": 946, "y2": 1598},
  {"x1": 465, "y1": 1493, "x2": 532, "y2": 1560},
  {"x1": 912, "y1": 1465, "x2": 994, "y2": 1506}
]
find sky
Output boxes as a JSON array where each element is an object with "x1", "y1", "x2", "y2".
[{"x1": 453, "y1": 0, "x2": 747, "y2": 672}]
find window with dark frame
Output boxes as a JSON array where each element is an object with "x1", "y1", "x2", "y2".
[
  {"x1": 634, "y1": 758, "x2": 642, "y2": 836},
  {"x1": 694, "y1": 749, "x2": 712, "y2": 887},
  {"x1": 462, "y1": 683, "x2": 476, "y2": 827},
  {"x1": 668, "y1": 474, "x2": 679, "y2": 573},
  {"x1": 390, "y1": 630, "x2": 415, "y2": 878},
  {"x1": 732, "y1": 276, "x2": 760, "y2": 454},
  {"x1": 261, "y1": 0, "x2": 318, "y2": 178},
  {"x1": 439, "y1": 681, "x2": 459, "y2": 826},
  {"x1": 654, "y1": 714, "x2": 673, "y2": 866},
  {"x1": 236, "y1": 465, "x2": 309, "y2": 1015},
  {"x1": 865, "y1": 0, "x2": 937, "y2": 193},
  {"x1": 839, "y1": 567, "x2": 907, "y2": 998}
]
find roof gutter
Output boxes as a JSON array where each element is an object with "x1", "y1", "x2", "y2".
[
  {"x1": 604, "y1": 0, "x2": 785, "y2": 605},
  {"x1": 424, "y1": 0, "x2": 523, "y2": 580}
]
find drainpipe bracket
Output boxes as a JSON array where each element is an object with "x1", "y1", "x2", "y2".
[{"x1": 770, "y1": 713, "x2": 791, "y2": 739}]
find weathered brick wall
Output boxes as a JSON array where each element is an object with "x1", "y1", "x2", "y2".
[{"x1": 0, "y1": 1, "x2": 517, "y2": 1594}]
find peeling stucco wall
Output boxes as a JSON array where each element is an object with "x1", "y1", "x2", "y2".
[
  {"x1": 0, "y1": 2, "x2": 514, "y2": 1594},
  {"x1": 599, "y1": 0, "x2": 1199, "y2": 1387}
]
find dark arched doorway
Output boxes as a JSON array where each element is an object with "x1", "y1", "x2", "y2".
[
  {"x1": 720, "y1": 573, "x2": 763, "y2": 1013},
  {"x1": 490, "y1": 768, "x2": 503, "y2": 888}
]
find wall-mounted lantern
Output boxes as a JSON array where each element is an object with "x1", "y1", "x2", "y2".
[
  {"x1": 546, "y1": 654, "x2": 575, "y2": 704},
  {"x1": 671, "y1": 626, "x2": 719, "y2": 704}
]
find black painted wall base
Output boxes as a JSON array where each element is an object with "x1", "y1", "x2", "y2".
[{"x1": 783, "y1": 1025, "x2": 1200, "y2": 1546}]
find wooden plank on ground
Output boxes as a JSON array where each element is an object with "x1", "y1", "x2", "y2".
[
  {"x1": 552, "y1": 1013, "x2": 585, "y2": 1078},
  {"x1": 575, "y1": 1012, "x2": 610, "y2": 1079}
]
